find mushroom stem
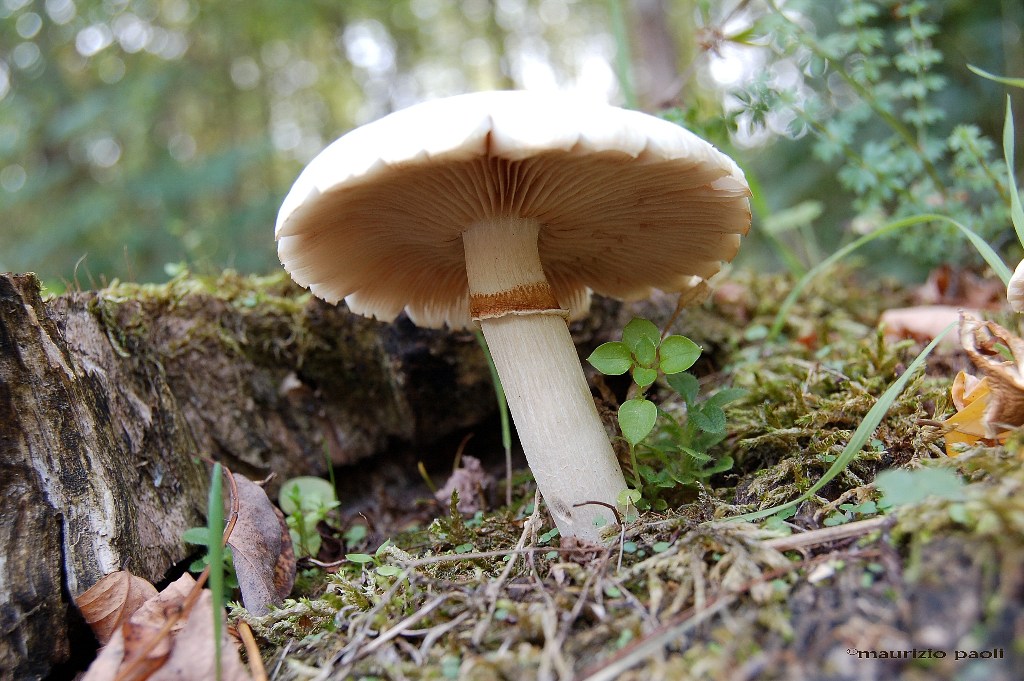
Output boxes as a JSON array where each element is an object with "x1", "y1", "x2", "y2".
[{"x1": 463, "y1": 217, "x2": 628, "y2": 542}]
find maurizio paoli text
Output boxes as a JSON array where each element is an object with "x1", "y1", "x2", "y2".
[{"x1": 847, "y1": 648, "x2": 1004, "y2": 660}]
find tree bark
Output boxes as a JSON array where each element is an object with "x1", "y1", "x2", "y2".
[{"x1": 0, "y1": 271, "x2": 552, "y2": 679}]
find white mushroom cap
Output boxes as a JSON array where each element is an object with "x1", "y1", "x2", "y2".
[{"x1": 276, "y1": 91, "x2": 751, "y2": 328}]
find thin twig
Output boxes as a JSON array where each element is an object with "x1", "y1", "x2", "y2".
[
  {"x1": 572, "y1": 499, "x2": 622, "y2": 526},
  {"x1": 419, "y1": 611, "x2": 472, "y2": 659},
  {"x1": 401, "y1": 544, "x2": 607, "y2": 569},
  {"x1": 269, "y1": 640, "x2": 291, "y2": 681},
  {"x1": 579, "y1": 596, "x2": 736, "y2": 681},
  {"x1": 237, "y1": 620, "x2": 268, "y2": 681},
  {"x1": 529, "y1": 551, "x2": 573, "y2": 680},
  {"x1": 763, "y1": 516, "x2": 893, "y2": 553}
]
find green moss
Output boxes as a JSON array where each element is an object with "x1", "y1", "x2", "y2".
[{"x1": 104, "y1": 267, "x2": 1021, "y2": 679}]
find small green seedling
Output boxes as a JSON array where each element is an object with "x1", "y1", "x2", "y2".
[
  {"x1": 588, "y1": 317, "x2": 744, "y2": 508},
  {"x1": 279, "y1": 476, "x2": 340, "y2": 559},
  {"x1": 181, "y1": 526, "x2": 240, "y2": 590},
  {"x1": 346, "y1": 539, "x2": 403, "y2": 577},
  {"x1": 823, "y1": 500, "x2": 881, "y2": 527}
]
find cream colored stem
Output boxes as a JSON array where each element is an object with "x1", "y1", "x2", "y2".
[{"x1": 463, "y1": 217, "x2": 628, "y2": 542}]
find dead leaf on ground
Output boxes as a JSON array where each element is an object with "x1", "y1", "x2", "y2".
[
  {"x1": 959, "y1": 314, "x2": 1024, "y2": 434},
  {"x1": 939, "y1": 314, "x2": 1024, "y2": 455},
  {"x1": 146, "y1": 590, "x2": 253, "y2": 681},
  {"x1": 75, "y1": 571, "x2": 158, "y2": 645},
  {"x1": 435, "y1": 455, "x2": 493, "y2": 514},
  {"x1": 228, "y1": 474, "x2": 296, "y2": 615},
  {"x1": 82, "y1": 573, "x2": 195, "y2": 681},
  {"x1": 879, "y1": 305, "x2": 966, "y2": 347},
  {"x1": 82, "y1": 572, "x2": 253, "y2": 681},
  {"x1": 915, "y1": 264, "x2": 1005, "y2": 308}
]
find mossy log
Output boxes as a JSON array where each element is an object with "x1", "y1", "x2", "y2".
[{"x1": 0, "y1": 271, "x2": 636, "y2": 679}]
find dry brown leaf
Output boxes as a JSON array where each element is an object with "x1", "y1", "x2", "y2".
[
  {"x1": 119, "y1": 574, "x2": 195, "y2": 681},
  {"x1": 75, "y1": 571, "x2": 158, "y2": 645},
  {"x1": 960, "y1": 314, "x2": 1024, "y2": 435},
  {"x1": 228, "y1": 475, "x2": 295, "y2": 616},
  {"x1": 82, "y1": 573, "x2": 195, "y2": 681},
  {"x1": 879, "y1": 305, "x2": 966, "y2": 347},
  {"x1": 147, "y1": 590, "x2": 253, "y2": 681},
  {"x1": 435, "y1": 455, "x2": 493, "y2": 514},
  {"x1": 916, "y1": 265, "x2": 1005, "y2": 308},
  {"x1": 82, "y1": 573, "x2": 254, "y2": 681}
]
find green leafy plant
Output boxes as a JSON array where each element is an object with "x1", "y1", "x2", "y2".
[
  {"x1": 182, "y1": 526, "x2": 240, "y2": 591},
  {"x1": 345, "y1": 539, "x2": 404, "y2": 578},
  {"x1": 875, "y1": 466, "x2": 966, "y2": 507},
  {"x1": 735, "y1": 0, "x2": 1018, "y2": 273},
  {"x1": 588, "y1": 317, "x2": 744, "y2": 508},
  {"x1": 823, "y1": 500, "x2": 882, "y2": 527},
  {"x1": 279, "y1": 476, "x2": 340, "y2": 559}
]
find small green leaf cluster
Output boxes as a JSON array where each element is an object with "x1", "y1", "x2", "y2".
[
  {"x1": 823, "y1": 499, "x2": 886, "y2": 527},
  {"x1": 182, "y1": 526, "x2": 239, "y2": 590},
  {"x1": 279, "y1": 476, "x2": 341, "y2": 559},
  {"x1": 588, "y1": 318, "x2": 744, "y2": 509},
  {"x1": 875, "y1": 466, "x2": 966, "y2": 507},
  {"x1": 427, "y1": 490, "x2": 477, "y2": 551},
  {"x1": 345, "y1": 539, "x2": 403, "y2": 578}
]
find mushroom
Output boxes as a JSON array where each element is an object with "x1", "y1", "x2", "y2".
[
  {"x1": 1008, "y1": 259, "x2": 1024, "y2": 312},
  {"x1": 275, "y1": 91, "x2": 750, "y2": 543}
]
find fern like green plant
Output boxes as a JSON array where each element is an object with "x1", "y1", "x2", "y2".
[{"x1": 735, "y1": 0, "x2": 1016, "y2": 271}]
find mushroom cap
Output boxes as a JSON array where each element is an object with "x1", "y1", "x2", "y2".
[
  {"x1": 276, "y1": 91, "x2": 751, "y2": 329},
  {"x1": 1008, "y1": 259, "x2": 1024, "y2": 313}
]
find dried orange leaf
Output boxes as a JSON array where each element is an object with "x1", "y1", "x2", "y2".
[
  {"x1": 960, "y1": 314, "x2": 1024, "y2": 435},
  {"x1": 951, "y1": 370, "x2": 984, "y2": 411},
  {"x1": 74, "y1": 570, "x2": 158, "y2": 645},
  {"x1": 942, "y1": 385, "x2": 991, "y2": 438}
]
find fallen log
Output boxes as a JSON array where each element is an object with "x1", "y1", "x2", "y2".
[{"x1": 0, "y1": 271, "x2": 514, "y2": 679}]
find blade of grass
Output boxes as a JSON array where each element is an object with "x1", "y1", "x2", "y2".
[
  {"x1": 1004, "y1": 97, "x2": 1024, "y2": 247},
  {"x1": 767, "y1": 214, "x2": 1011, "y2": 341},
  {"x1": 476, "y1": 330, "x2": 513, "y2": 507},
  {"x1": 606, "y1": 0, "x2": 637, "y2": 109},
  {"x1": 208, "y1": 463, "x2": 224, "y2": 681},
  {"x1": 729, "y1": 321, "x2": 954, "y2": 523},
  {"x1": 967, "y1": 64, "x2": 1024, "y2": 89}
]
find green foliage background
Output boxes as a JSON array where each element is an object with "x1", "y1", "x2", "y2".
[{"x1": 1, "y1": 0, "x2": 1022, "y2": 290}]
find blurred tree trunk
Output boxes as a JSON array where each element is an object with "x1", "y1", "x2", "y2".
[{"x1": 630, "y1": 0, "x2": 681, "y2": 109}]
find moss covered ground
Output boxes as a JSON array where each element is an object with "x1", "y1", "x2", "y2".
[{"x1": 119, "y1": 267, "x2": 1021, "y2": 681}]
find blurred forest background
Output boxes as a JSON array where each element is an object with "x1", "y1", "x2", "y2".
[{"x1": 1, "y1": 0, "x2": 1022, "y2": 292}]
